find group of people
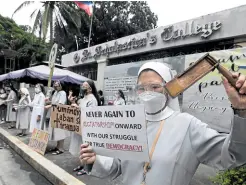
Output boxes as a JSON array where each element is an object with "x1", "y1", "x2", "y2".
[
  {"x1": 0, "y1": 61, "x2": 246, "y2": 184},
  {"x1": 0, "y1": 83, "x2": 46, "y2": 136},
  {"x1": 79, "y1": 61, "x2": 246, "y2": 185},
  {"x1": 0, "y1": 80, "x2": 128, "y2": 176}
]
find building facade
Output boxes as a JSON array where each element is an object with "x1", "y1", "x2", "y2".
[
  {"x1": 62, "y1": 5, "x2": 246, "y2": 89},
  {"x1": 62, "y1": 5, "x2": 246, "y2": 132}
]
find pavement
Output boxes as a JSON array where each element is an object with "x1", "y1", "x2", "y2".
[
  {"x1": 0, "y1": 122, "x2": 217, "y2": 185},
  {"x1": 0, "y1": 139, "x2": 52, "y2": 185}
]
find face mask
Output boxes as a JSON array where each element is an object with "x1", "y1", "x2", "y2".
[
  {"x1": 138, "y1": 91, "x2": 167, "y2": 115},
  {"x1": 79, "y1": 88, "x2": 87, "y2": 97},
  {"x1": 35, "y1": 87, "x2": 41, "y2": 94}
]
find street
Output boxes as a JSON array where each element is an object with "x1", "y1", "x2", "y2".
[
  {"x1": 0, "y1": 125, "x2": 217, "y2": 185},
  {"x1": 0, "y1": 139, "x2": 52, "y2": 185}
]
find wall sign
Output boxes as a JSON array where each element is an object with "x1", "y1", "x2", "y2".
[
  {"x1": 162, "y1": 21, "x2": 222, "y2": 41},
  {"x1": 72, "y1": 20, "x2": 222, "y2": 63}
]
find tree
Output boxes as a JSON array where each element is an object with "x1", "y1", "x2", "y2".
[
  {"x1": 0, "y1": 14, "x2": 48, "y2": 67},
  {"x1": 54, "y1": 1, "x2": 158, "y2": 53},
  {"x1": 12, "y1": 1, "x2": 81, "y2": 43}
]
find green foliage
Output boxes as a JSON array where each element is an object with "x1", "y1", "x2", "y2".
[
  {"x1": 211, "y1": 166, "x2": 246, "y2": 185},
  {"x1": 54, "y1": 1, "x2": 158, "y2": 53},
  {"x1": 13, "y1": 1, "x2": 81, "y2": 42},
  {"x1": 0, "y1": 13, "x2": 48, "y2": 63}
]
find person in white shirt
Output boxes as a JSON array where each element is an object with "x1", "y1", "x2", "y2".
[{"x1": 113, "y1": 89, "x2": 126, "y2": 105}]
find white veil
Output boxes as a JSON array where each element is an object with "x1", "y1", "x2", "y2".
[{"x1": 138, "y1": 62, "x2": 181, "y2": 112}]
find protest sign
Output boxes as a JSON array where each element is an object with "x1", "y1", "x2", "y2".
[
  {"x1": 28, "y1": 128, "x2": 49, "y2": 155},
  {"x1": 81, "y1": 104, "x2": 149, "y2": 162},
  {"x1": 50, "y1": 104, "x2": 81, "y2": 134}
]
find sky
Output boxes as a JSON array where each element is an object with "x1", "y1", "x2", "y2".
[{"x1": 0, "y1": 0, "x2": 246, "y2": 28}]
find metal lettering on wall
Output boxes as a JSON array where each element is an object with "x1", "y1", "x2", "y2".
[
  {"x1": 78, "y1": 34, "x2": 157, "y2": 63},
  {"x1": 162, "y1": 21, "x2": 222, "y2": 41},
  {"x1": 73, "y1": 20, "x2": 222, "y2": 63}
]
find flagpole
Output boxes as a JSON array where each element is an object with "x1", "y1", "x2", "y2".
[{"x1": 88, "y1": 2, "x2": 94, "y2": 48}]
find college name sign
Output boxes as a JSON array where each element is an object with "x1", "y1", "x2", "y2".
[{"x1": 73, "y1": 20, "x2": 222, "y2": 63}]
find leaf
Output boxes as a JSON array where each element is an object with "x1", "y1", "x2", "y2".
[
  {"x1": 41, "y1": 3, "x2": 50, "y2": 41},
  {"x1": 32, "y1": 10, "x2": 42, "y2": 35},
  {"x1": 30, "y1": 9, "x2": 38, "y2": 20},
  {"x1": 12, "y1": 1, "x2": 35, "y2": 18}
]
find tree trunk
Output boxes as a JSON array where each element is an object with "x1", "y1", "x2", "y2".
[{"x1": 49, "y1": 8, "x2": 53, "y2": 43}]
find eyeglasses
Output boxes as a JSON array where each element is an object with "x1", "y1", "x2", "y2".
[{"x1": 135, "y1": 83, "x2": 165, "y2": 94}]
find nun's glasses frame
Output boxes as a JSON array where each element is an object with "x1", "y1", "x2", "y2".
[{"x1": 135, "y1": 83, "x2": 165, "y2": 94}]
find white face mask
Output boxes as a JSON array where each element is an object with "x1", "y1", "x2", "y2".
[
  {"x1": 35, "y1": 87, "x2": 41, "y2": 94},
  {"x1": 138, "y1": 91, "x2": 167, "y2": 115}
]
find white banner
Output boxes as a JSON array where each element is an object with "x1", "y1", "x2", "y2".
[{"x1": 81, "y1": 104, "x2": 149, "y2": 162}]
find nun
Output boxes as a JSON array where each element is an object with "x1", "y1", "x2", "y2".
[
  {"x1": 69, "y1": 80, "x2": 101, "y2": 176},
  {"x1": 29, "y1": 84, "x2": 45, "y2": 133},
  {"x1": 80, "y1": 62, "x2": 246, "y2": 185},
  {"x1": 5, "y1": 84, "x2": 18, "y2": 129},
  {"x1": 45, "y1": 81, "x2": 69, "y2": 155},
  {"x1": 15, "y1": 88, "x2": 31, "y2": 137}
]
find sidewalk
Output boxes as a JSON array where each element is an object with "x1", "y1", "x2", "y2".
[{"x1": 0, "y1": 122, "x2": 216, "y2": 185}]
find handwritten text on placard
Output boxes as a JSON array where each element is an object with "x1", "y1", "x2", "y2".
[
  {"x1": 50, "y1": 104, "x2": 81, "y2": 134},
  {"x1": 28, "y1": 128, "x2": 49, "y2": 155}
]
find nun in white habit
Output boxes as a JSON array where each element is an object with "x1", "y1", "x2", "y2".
[
  {"x1": 80, "y1": 62, "x2": 246, "y2": 185},
  {"x1": 69, "y1": 80, "x2": 100, "y2": 176},
  {"x1": 5, "y1": 84, "x2": 18, "y2": 129},
  {"x1": 45, "y1": 81, "x2": 69, "y2": 155},
  {"x1": 15, "y1": 88, "x2": 31, "y2": 137},
  {"x1": 29, "y1": 84, "x2": 45, "y2": 133}
]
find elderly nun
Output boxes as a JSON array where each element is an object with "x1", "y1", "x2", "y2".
[
  {"x1": 45, "y1": 81, "x2": 69, "y2": 155},
  {"x1": 80, "y1": 62, "x2": 246, "y2": 185},
  {"x1": 29, "y1": 84, "x2": 45, "y2": 133},
  {"x1": 5, "y1": 83, "x2": 18, "y2": 129},
  {"x1": 15, "y1": 88, "x2": 31, "y2": 137}
]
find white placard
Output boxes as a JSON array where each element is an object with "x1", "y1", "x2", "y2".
[{"x1": 81, "y1": 104, "x2": 149, "y2": 162}]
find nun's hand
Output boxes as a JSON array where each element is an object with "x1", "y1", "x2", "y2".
[
  {"x1": 80, "y1": 143, "x2": 96, "y2": 165},
  {"x1": 222, "y1": 73, "x2": 246, "y2": 110}
]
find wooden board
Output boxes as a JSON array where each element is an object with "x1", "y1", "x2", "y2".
[{"x1": 165, "y1": 54, "x2": 218, "y2": 98}]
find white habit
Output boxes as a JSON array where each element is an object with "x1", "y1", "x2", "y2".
[
  {"x1": 5, "y1": 90, "x2": 17, "y2": 122},
  {"x1": 69, "y1": 94, "x2": 98, "y2": 157},
  {"x1": 84, "y1": 61, "x2": 246, "y2": 185},
  {"x1": 29, "y1": 92, "x2": 45, "y2": 133},
  {"x1": 48, "y1": 90, "x2": 70, "y2": 141},
  {"x1": 16, "y1": 95, "x2": 31, "y2": 129}
]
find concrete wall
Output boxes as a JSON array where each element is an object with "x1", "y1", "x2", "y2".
[{"x1": 62, "y1": 5, "x2": 246, "y2": 67}]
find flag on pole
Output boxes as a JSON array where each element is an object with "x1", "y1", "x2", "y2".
[{"x1": 74, "y1": 1, "x2": 93, "y2": 16}]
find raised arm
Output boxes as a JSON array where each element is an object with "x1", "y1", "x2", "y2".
[{"x1": 190, "y1": 73, "x2": 246, "y2": 169}]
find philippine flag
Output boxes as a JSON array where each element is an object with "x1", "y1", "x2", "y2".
[{"x1": 74, "y1": 1, "x2": 93, "y2": 16}]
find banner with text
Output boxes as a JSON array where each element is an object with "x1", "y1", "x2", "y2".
[
  {"x1": 50, "y1": 104, "x2": 81, "y2": 134},
  {"x1": 28, "y1": 128, "x2": 49, "y2": 155},
  {"x1": 183, "y1": 48, "x2": 246, "y2": 132},
  {"x1": 81, "y1": 104, "x2": 149, "y2": 162}
]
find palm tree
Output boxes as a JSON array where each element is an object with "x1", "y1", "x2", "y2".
[{"x1": 12, "y1": 1, "x2": 81, "y2": 43}]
